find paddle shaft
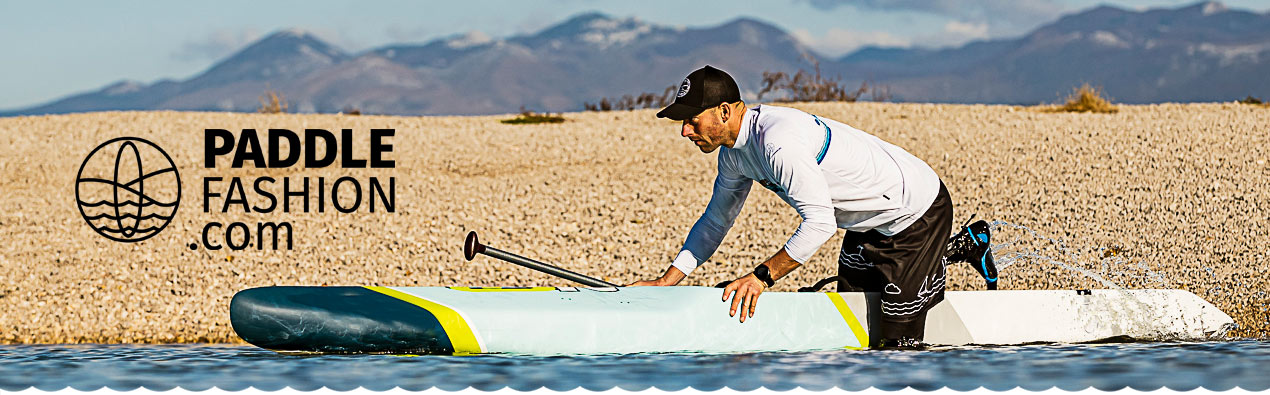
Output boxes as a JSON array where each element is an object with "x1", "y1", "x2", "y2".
[{"x1": 464, "y1": 231, "x2": 617, "y2": 288}]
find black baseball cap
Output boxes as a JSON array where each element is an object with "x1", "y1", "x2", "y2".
[{"x1": 656, "y1": 65, "x2": 741, "y2": 121}]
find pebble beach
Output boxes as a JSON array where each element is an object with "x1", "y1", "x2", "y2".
[{"x1": 1, "y1": 102, "x2": 1266, "y2": 343}]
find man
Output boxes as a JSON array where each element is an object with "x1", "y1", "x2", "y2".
[{"x1": 630, "y1": 65, "x2": 993, "y2": 349}]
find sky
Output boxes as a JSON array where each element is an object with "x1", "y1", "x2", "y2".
[{"x1": 1, "y1": 0, "x2": 1267, "y2": 110}]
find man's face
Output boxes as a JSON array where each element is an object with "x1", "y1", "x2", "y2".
[{"x1": 681, "y1": 106, "x2": 726, "y2": 153}]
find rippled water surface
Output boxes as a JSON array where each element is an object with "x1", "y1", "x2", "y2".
[{"x1": 2, "y1": 341, "x2": 1268, "y2": 390}]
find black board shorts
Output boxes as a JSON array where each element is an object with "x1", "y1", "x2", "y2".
[{"x1": 837, "y1": 182, "x2": 954, "y2": 342}]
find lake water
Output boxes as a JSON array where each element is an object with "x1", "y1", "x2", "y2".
[{"x1": 2, "y1": 341, "x2": 1267, "y2": 390}]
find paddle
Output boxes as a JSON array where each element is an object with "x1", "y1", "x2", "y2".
[{"x1": 463, "y1": 231, "x2": 618, "y2": 288}]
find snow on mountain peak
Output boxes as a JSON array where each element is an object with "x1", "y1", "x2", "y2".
[
  {"x1": 446, "y1": 31, "x2": 494, "y2": 49},
  {"x1": 103, "y1": 80, "x2": 145, "y2": 95},
  {"x1": 1202, "y1": 1, "x2": 1228, "y2": 15},
  {"x1": 579, "y1": 17, "x2": 652, "y2": 48},
  {"x1": 280, "y1": 28, "x2": 311, "y2": 38},
  {"x1": 585, "y1": 16, "x2": 643, "y2": 31},
  {"x1": 1090, "y1": 30, "x2": 1130, "y2": 48}
]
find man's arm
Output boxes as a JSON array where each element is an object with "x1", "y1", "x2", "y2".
[
  {"x1": 723, "y1": 131, "x2": 837, "y2": 322},
  {"x1": 763, "y1": 135, "x2": 837, "y2": 264},
  {"x1": 761, "y1": 247, "x2": 803, "y2": 280},
  {"x1": 629, "y1": 159, "x2": 752, "y2": 286}
]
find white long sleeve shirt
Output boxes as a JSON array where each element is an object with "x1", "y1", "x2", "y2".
[{"x1": 671, "y1": 105, "x2": 942, "y2": 276}]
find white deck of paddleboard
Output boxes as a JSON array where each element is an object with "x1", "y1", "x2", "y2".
[{"x1": 394, "y1": 287, "x2": 1233, "y2": 355}]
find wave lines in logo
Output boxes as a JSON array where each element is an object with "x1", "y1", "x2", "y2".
[{"x1": 75, "y1": 137, "x2": 181, "y2": 243}]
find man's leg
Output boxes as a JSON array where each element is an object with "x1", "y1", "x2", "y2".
[
  {"x1": 837, "y1": 231, "x2": 887, "y2": 293},
  {"x1": 840, "y1": 183, "x2": 955, "y2": 348}
]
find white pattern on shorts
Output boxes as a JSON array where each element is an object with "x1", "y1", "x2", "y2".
[
  {"x1": 839, "y1": 245, "x2": 874, "y2": 270},
  {"x1": 880, "y1": 266, "x2": 947, "y2": 317}
]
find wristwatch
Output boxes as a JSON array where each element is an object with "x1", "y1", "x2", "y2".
[{"x1": 752, "y1": 264, "x2": 776, "y2": 288}]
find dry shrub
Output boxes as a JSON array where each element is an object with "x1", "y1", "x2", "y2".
[
  {"x1": 502, "y1": 107, "x2": 565, "y2": 124},
  {"x1": 585, "y1": 85, "x2": 677, "y2": 112},
  {"x1": 758, "y1": 59, "x2": 889, "y2": 103},
  {"x1": 1237, "y1": 96, "x2": 1268, "y2": 107},
  {"x1": 257, "y1": 86, "x2": 289, "y2": 114},
  {"x1": 1049, "y1": 84, "x2": 1118, "y2": 113},
  {"x1": 341, "y1": 106, "x2": 362, "y2": 115}
]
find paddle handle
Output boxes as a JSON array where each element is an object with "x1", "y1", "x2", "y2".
[{"x1": 464, "y1": 231, "x2": 617, "y2": 288}]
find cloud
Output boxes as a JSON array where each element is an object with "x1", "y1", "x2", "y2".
[
  {"x1": 385, "y1": 25, "x2": 435, "y2": 43},
  {"x1": 793, "y1": 21, "x2": 992, "y2": 56},
  {"x1": 897, "y1": 20, "x2": 994, "y2": 49},
  {"x1": 798, "y1": 0, "x2": 1067, "y2": 36},
  {"x1": 172, "y1": 29, "x2": 262, "y2": 62},
  {"x1": 792, "y1": 28, "x2": 912, "y2": 57}
]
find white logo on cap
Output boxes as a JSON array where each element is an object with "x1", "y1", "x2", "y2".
[{"x1": 677, "y1": 77, "x2": 691, "y2": 98}]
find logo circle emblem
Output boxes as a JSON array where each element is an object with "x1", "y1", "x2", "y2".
[
  {"x1": 75, "y1": 137, "x2": 181, "y2": 243},
  {"x1": 677, "y1": 77, "x2": 691, "y2": 98}
]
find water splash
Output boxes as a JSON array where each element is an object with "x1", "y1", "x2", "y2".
[{"x1": 984, "y1": 220, "x2": 1168, "y2": 290}]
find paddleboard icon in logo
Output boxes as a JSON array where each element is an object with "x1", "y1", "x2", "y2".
[{"x1": 75, "y1": 137, "x2": 181, "y2": 243}]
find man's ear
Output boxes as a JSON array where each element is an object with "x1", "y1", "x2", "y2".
[{"x1": 719, "y1": 102, "x2": 730, "y2": 123}]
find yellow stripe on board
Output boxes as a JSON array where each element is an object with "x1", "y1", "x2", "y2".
[
  {"x1": 827, "y1": 293, "x2": 870, "y2": 350},
  {"x1": 448, "y1": 287, "x2": 556, "y2": 292},
  {"x1": 365, "y1": 286, "x2": 484, "y2": 354}
]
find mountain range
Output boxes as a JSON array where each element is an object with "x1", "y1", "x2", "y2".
[{"x1": 4, "y1": 1, "x2": 1268, "y2": 116}]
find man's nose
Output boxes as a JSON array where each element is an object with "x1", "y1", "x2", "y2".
[{"x1": 681, "y1": 121, "x2": 693, "y2": 138}]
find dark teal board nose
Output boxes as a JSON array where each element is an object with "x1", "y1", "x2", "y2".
[{"x1": 230, "y1": 286, "x2": 455, "y2": 354}]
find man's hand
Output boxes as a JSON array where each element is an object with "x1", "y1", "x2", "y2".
[
  {"x1": 722, "y1": 249, "x2": 801, "y2": 323},
  {"x1": 722, "y1": 273, "x2": 767, "y2": 323},
  {"x1": 628, "y1": 278, "x2": 670, "y2": 286},
  {"x1": 627, "y1": 266, "x2": 686, "y2": 287}
]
